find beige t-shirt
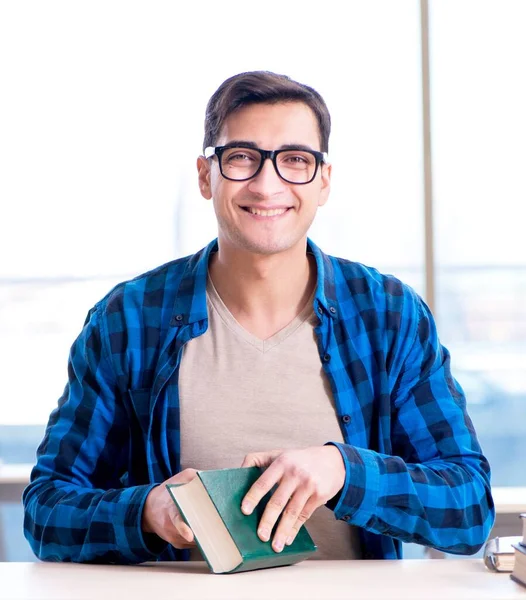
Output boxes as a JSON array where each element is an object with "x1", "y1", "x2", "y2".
[{"x1": 178, "y1": 277, "x2": 362, "y2": 560}]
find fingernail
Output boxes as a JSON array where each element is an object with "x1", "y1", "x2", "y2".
[
  {"x1": 184, "y1": 529, "x2": 193, "y2": 542},
  {"x1": 286, "y1": 536, "x2": 294, "y2": 545},
  {"x1": 258, "y1": 528, "x2": 270, "y2": 542},
  {"x1": 241, "y1": 501, "x2": 253, "y2": 515},
  {"x1": 273, "y1": 539, "x2": 284, "y2": 552}
]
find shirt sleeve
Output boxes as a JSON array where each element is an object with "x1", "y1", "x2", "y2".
[
  {"x1": 326, "y1": 294, "x2": 495, "y2": 555},
  {"x1": 22, "y1": 304, "x2": 168, "y2": 563}
]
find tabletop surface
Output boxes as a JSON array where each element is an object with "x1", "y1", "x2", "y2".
[
  {"x1": 1, "y1": 559, "x2": 525, "y2": 600},
  {"x1": 0, "y1": 463, "x2": 33, "y2": 484}
]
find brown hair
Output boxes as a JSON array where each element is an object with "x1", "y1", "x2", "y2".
[{"x1": 203, "y1": 71, "x2": 331, "y2": 153}]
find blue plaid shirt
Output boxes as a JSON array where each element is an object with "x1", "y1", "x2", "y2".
[{"x1": 23, "y1": 239, "x2": 495, "y2": 563}]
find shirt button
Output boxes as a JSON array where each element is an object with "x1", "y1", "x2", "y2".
[
  {"x1": 317, "y1": 306, "x2": 323, "y2": 315},
  {"x1": 323, "y1": 353, "x2": 331, "y2": 363},
  {"x1": 341, "y1": 414, "x2": 351, "y2": 424},
  {"x1": 342, "y1": 515, "x2": 350, "y2": 522},
  {"x1": 329, "y1": 307, "x2": 336, "y2": 314},
  {"x1": 170, "y1": 314, "x2": 184, "y2": 326}
]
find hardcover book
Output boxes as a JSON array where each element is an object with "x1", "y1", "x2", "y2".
[
  {"x1": 483, "y1": 536, "x2": 523, "y2": 572},
  {"x1": 166, "y1": 466, "x2": 317, "y2": 574},
  {"x1": 510, "y1": 543, "x2": 526, "y2": 588}
]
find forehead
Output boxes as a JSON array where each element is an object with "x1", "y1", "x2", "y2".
[{"x1": 217, "y1": 102, "x2": 321, "y2": 149}]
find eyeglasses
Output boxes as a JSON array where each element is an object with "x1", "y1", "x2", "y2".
[{"x1": 204, "y1": 144, "x2": 329, "y2": 185}]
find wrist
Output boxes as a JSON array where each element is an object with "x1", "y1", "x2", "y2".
[
  {"x1": 325, "y1": 444, "x2": 345, "y2": 487},
  {"x1": 141, "y1": 485, "x2": 159, "y2": 534}
]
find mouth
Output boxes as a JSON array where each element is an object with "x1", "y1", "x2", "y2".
[{"x1": 240, "y1": 206, "x2": 292, "y2": 217}]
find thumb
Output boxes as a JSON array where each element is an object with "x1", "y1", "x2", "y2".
[
  {"x1": 167, "y1": 468, "x2": 198, "y2": 485},
  {"x1": 174, "y1": 512, "x2": 194, "y2": 542},
  {"x1": 241, "y1": 449, "x2": 283, "y2": 468}
]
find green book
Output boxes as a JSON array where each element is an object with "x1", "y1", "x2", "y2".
[{"x1": 166, "y1": 466, "x2": 317, "y2": 574}]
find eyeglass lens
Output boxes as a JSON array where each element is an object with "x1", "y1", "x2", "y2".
[{"x1": 220, "y1": 147, "x2": 317, "y2": 183}]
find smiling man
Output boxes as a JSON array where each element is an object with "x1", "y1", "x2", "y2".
[{"x1": 23, "y1": 71, "x2": 495, "y2": 563}]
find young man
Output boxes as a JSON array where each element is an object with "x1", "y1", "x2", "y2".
[{"x1": 23, "y1": 71, "x2": 495, "y2": 563}]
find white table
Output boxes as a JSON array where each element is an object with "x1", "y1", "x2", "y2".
[
  {"x1": 493, "y1": 487, "x2": 526, "y2": 515},
  {"x1": 0, "y1": 464, "x2": 33, "y2": 560},
  {"x1": 0, "y1": 463, "x2": 33, "y2": 502},
  {"x1": 0, "y1": 559, "x2": 524, "y2": 600}
]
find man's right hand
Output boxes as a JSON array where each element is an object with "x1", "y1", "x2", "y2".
[{"x1": 142, "y1": 468, "x2": 198, "y2": 549}]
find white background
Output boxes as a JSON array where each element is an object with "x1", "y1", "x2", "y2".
[{"x1": 0, "y1": 1, "x2": 524, "y2": 428}]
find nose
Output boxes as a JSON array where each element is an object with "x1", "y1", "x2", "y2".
[{"x1": 246, "y1": 157, "x2": 286, "y2": 196}]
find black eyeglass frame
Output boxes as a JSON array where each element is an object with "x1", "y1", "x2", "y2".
[{"x1": 204, "y1": 144, "x2": 329, "y2": 185}]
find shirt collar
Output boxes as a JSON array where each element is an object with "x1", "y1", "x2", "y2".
[
  {"x1": 171, "y1": 238, "x2": 339, "y2": 326},
  {"x1": 308, "y1": 237, "x2": 340, "y2": 320}
]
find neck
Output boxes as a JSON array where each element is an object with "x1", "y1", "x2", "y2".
[{"x1": 208, "y1": 239, "x2": 317, "y2": 334}]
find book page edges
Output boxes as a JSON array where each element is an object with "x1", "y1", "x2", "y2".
[{"x1": 166, "y1": 480, "x2": 243, "y2": 573}]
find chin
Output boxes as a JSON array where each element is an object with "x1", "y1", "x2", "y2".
[{"x1": 233, "y1": 234, "x2": 299, "y2": 256}]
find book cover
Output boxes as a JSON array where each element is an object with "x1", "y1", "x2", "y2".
[
  {"x1": 483, "y1": 536, "x2": 522, "y2": 572},
  {"x1": 510, "y1": 543, "x2": 526, "y2": 588},
  {"x1": 167, "y1": 466, "x2": 317, "y2": 574}
]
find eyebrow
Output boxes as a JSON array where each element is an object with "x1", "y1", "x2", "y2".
[{"x1": 224, "y1": 140, "x2": 318, "y2": 152}]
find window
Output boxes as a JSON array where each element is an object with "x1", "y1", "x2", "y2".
[
  {"x1": 0, "y1": 0, "x2": 523, "y2": 562},
  {"x1": 430, "y1": 0, "x2": 526, "y2": 486},
  {"x1": 0, "y1": 1, "x2": 424, "y2": 434}
]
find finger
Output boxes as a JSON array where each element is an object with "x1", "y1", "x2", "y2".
[
  {"x1": 241, "y1": 461, "x2": 283, "y2": 515},
  {"x1": 270, "y1": 489, "x2": 313, "y2": 552},
  {"x1": 168, "y1": 468, "x2": 198, "y2": 484},
  {"x1": 165, "y1": 534, "x2": 196, "y2": 550},
  {"x1": 254, "y1": 479, "x2": 297, "y2": 544},
  {"x1": 241, "y1": 449, "x2": 283, "y2": 469},
  {"x1": 174, "y1": 512, "x2": 194, "y2": 543},
  {"x1": 166, "y1": 535, "x2": 196, "y2": 550},
  {"x1": 284, "y1": 498, "x2": 319, "y2": 547},
  {"x1": 163, "y1": 515, "x2": 196, "y2": 550},
  {"x1": 165, "y1": 524, "x2": 196, "y2": 549},
  {"x1": 240, "y1": 453, "x2": 260, "y2": 468}
]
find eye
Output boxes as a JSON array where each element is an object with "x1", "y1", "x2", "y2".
[
  {"x1": 230, "y1": 152, "x2": 252, "y2": 161},
  {"x1": 284, "y1": 155, "x2": 309, "y2": 164},
  {"x1": 279, "y1": 151, "x2": 314, "y2": 169},
  {"x1": 224, "y1": 148, "x2": 258, "y2": 164}
]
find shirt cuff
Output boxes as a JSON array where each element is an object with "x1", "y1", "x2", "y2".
[
  {"x1": 323, "y1": 442, "x2": 381, "y2": 527},
  {"x1": 325, "y1": 488, "x2": 342, "y2": 511},
  {"x1": 118, "y1": 484, "x2": 169, "y2": 562}
]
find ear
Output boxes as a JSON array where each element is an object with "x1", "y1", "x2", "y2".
[
  {"x1": 197, "y1": 155, "x2": 212, "y2": 200},
  {"x1": 318, "y1": 162, "x2": 332, "y2": 207}
]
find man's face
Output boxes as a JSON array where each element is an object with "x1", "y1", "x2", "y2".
[{"x1": 197, "y1": 101, "x2": 331, "y2": 256}]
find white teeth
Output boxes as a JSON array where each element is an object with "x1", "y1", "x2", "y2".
[{"x1": 247, "y1": 207, "x2": 287, "y2": 217}]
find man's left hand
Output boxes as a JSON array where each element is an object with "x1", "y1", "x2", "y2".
[{"x1": 240, "y1": 446, "x2": 345, "y2": 553}]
